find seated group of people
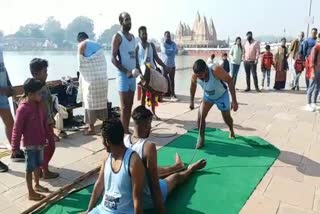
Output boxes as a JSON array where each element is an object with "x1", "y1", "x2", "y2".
[{"x1": 85, "y1": 106, "x2": 207, "y2": 214}]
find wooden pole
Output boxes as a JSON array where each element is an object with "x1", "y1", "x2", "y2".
[{"x1": 22, "y1": 166, "x2": 100, "y2": 214}]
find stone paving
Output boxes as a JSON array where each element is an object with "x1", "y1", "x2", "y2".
[{"x1": 0, "y1": 72, "x2": 319, "y2": 213}]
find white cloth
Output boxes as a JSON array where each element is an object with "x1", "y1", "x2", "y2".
[
  {"x1": 77, "y1": 49, "x2": 108, "y2": 110},
  {"x1": 54, "y1": 105, "x2": 68, "y2": 130}
]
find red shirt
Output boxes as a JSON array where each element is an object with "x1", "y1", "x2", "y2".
[
  {"x1": 261, "y1": 52, "x2": 273, "y2": 70},
  {"x1": 11, "y1": 100, "x2": 49, "y2": 151},
  {"x1": 294, "y1": 58, "x2": 305, "y2": 73}
]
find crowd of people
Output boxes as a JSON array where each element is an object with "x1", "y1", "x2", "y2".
[{"x1": 0, "y1": 11, "x2": 319, "y2": 213}]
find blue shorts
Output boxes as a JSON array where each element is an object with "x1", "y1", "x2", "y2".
[
  {"x1": 143, "y1": 179, "x2": 168, "y2": 209},
  {"x1": 25, "y1": 149, "x2": 44, "y2": 172},
  {"x1": 117, "y1": 71, "x2": 136, "y2": 92},
  {"x1": 0, "y1": 96, "x2": 10, "y2": 109},
  {"x1": 204, "y1": 91, "x2": 230, "y2": 112}
]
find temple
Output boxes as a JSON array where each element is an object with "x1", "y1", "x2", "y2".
[{"x1": 175, "y1": 12, "x2": 218, "y2": 48}]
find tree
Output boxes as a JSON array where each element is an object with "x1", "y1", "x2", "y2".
[
  {"x1": 43, "y1": 17, "x2": 65, "y2": 47},
  {"x1": 15, "y1": 24, "x2": 45, "y2": 38},
  {"x1": 98, "y1": 24, "x2": 121, "y2": 45},
  {"x1": 66, "y1": 16, "x2": 95, "y2": 42}
]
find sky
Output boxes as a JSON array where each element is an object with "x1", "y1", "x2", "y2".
[{"x1": 0, "y1": 0, "x2": 319, "y2": 40}]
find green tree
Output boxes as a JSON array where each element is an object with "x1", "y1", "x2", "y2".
[
  {"x1": 43, "y1": 17, "x2": 65, "y2": 47},
  {"x1": 98, "y1": 24, "x2": 121, "y2": 45},
  {"x1": 15, "y1": 24, "x2": 45, "y2": 38},
  {"x1": 66, "y1": 16, "x2": 95, "y2": 42}
]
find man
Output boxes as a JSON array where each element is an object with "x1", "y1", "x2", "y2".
[
  {"x1": 302, "y1": 28, "x2": 318, "y2": 89},
  {"x1": 77, "y1": 32, "x2": 108, "y2": 135},
  {"x1": 112, "y1": 12, "x2": 136, "y2": 134},
  {"x1": 85, "y1": 119, "x2": 145, "y2": 214},
  {"x1": 289, "y1": 31, "x2": 305, "y2": 87},
  {"x1": 161, "y1": 31, "x2": 178, "y2": 101},
  {"x1": 190, "y1": 59, "x2": 238, "y2": 149},
  {"x1": 306, "y1": 33, "x2": 320, "y2": 111},
  {"x1": 124, "y1": 105, "x2": 207, "y2": 213},
  {"x1": 135, "y1": 26, "x2": 167, "y2": 120},
  {"x1": 243, "y1": 31, "x2": 261, "y2": 92}
]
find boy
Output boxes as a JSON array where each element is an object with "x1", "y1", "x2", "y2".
[
  {"x1": 220, "y1": 53, "x2": 230, "y2": 73},
  {"x1": 292, "y1": 54, "x2": 305, "y2": 91},
  {"x1": 11, "y1": 78, "x2": 50, "y2": 200},
  {"x1": 30, "y1": 58, "x2": 59, "y2": 179},
  {"x1": 261, "y1": 45, "x2": 273, "y2": 90}
]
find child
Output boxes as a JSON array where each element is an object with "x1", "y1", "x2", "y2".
[
  {"x1": 292, "y1": 54, "x2": 305, "y2": 91},
  {"x1": 261, "y1": 45, "x2": 274, "y2": 90},
  {"x1": 29, "y1": 58, "x2": 59, "y2": 179},
  {"x1": 11, "y1": 78, "x2": 50, "y2": 200},
  {"x1": 220, "y1": 53, "x2": 230, "y2": 73}
]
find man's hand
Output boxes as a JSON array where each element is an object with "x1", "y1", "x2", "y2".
[
  {"x1": 231, "y1": 101, "x2": 238, "y2": 112},
  {"x1": 189, "y1": 102, "x2": 194, "y2": 110},
  {"x1": 126, "y1": 70, "x2": 133, "y2": 78}
]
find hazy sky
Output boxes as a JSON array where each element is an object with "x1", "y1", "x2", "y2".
[{"x1": 1, "y1": 0, "x2": 319, "y2": 40}]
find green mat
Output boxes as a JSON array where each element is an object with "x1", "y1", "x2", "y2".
[{"x1": 37, "y1": 128, "x2": 280, "y2": 214}]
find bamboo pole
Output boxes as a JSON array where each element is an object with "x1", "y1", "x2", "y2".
[{"x1": 22, "y1": 166, "x2": 100, "y2": 214}]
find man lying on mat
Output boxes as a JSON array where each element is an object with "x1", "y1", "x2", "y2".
[
  {"x1": 124, "y1": 105, "x2": 207, "y2": 213},
  {"x1": 85, "y1": 119, "x2": 145, "y2": 214},
  {"x1": 190, "y1": 59, "x2": 239, "y2": 149}
]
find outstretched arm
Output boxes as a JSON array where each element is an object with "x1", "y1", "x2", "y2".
[
  {"x1": 213, "y1": 66, "x2": 238, "y2": 111},
  {"x1": 144, "y1": 143, "x2": 166, "y2": 214},
  {"x1": 130, "y1": 153, "x2": 145, "y2": 214},
  {"x1": 111, "y1": 34, "x2": 129, "y2": 74},
  {"x1": 189, "y1": 75, "x2": 197, "y2": 110},
  {"x1": 86, "y1": 157, "x2": 107, "y2": 213}
]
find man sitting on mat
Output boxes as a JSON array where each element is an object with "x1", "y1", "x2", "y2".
[
  {"x1": 190, "y1": 59, "x2": 239, "y2": 149},
  {"x1": 124, "y1": 105, "x2": 207, "y2": 213},
  {"x1": 85, "y1": 119, "x2": 145, "y2": 214}
]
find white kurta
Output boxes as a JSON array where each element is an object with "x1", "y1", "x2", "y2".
[{"x1": 77, "y1": 49, "x2": 108, "y2": 110}]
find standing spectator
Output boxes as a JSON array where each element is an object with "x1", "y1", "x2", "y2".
[
  {"x1": 289, "y1": 32, "x2": 305, "y2": 87},
  {"x1": 11, "y1": 78, "x2": 50, "y2": 200},
  {"x1": 207, "y1": 53, "x2": 216, "y2": 65},
  {"x1": 273, "y1": 38, "x2": 289, "y2": 90},
  {"x1": 111, "y1": 12, "x2": 137, "y2": 134},
  {"x1": 220, "y1": 53, "x2": 230, "y2": 73},
  {"x1": 161, "y1": 31, "x2": 178, "y2": 101},
  {"x1": 306, "y1": 34, "x2": 320, "y2": 111},
  {"x1": 30, "y1": 58, "x2": 59, "y2": 179},
  {"x1": 292, "y1": 54, "x2": 305, "y2": 91},
  {"x1": 260, "y1": 45, "x2": 273, "y2": 90},
  {"x1": 77, "y1": 32, "x2": 108, "y2": 135},
  {"x1": 229, "y1": 37, "x2": 243, "y2": 87},
  {"x1": 302, "y1": 28, "x2": 318, "y2": 89},
  {"x1": 243, "y1": 31, "x2": 261, "y2": 92}
]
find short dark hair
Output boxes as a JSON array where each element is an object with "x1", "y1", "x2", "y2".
[
  {"x1": 223, "y1": 53, "x2": 228, "y2": 57},
  {"x1": 132, "y1": 105, "x2": 153, "y2": 125},
  {"x1": 281, "y1": 37, "x2": 286, "y2": 42},
  {"x1": 164, "y1": 31, "x2": 170, "y2": 36},
  {"x1": 311, "y1": 28, "x2": 318, "y2": 32},
  {"x1": 210, "y1": 54, "x2": 215, "y2": 60},
  {"x1": 101, "y1": 119, "x2": 124, "y2": 146},
  {"x1": 29, "y1": 58, "x2": 48, "y2": 76},
  {"x1": 138, "y1": 26, "x2": 147, "y2": 34},
  {"x1": 23, "y1": 78, "x2": 44, "y2": 96},
  {"x1": 265, "y1": 45, "x2": 271, "y2": 50},
  {"x1": 193, "y1": 59, "x2": 207, "y2": 74},
  {"x1": 246, "y1": 31, "x2": 252, "y2": 36},
  {"x1": 77, "y1": 32, "x2": 89, "y2": 42}
]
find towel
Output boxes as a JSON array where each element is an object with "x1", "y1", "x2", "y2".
[{"x1": 77, "y1": 49, "x2": 108, "y2": 110}]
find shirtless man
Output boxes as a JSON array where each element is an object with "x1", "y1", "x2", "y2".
[
  {"x1": 190, "y1": 59, "x2": 238, "y2": 149},
  {"x1": 85, "y1": 119, "x2": 144, "y2": 214},
  {"x1": 111, "y1": 12, "x2": 136, "y2": 134},
  {"x1": 124, "y1": 105, "x2": 207, "y2": 213}
]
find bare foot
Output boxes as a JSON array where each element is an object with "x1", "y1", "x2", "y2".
[
  {"x1": 174, "y1": 153, "x2": 184, "y2": 169},
  {"x1": 188, "y1": 159, "x2": 207, "y2": 172},
  {"x1": 29, "y1": 192, "x2": 45, "y2": 201},
  {"x1": 34, "y1": 185, "x2": 49, "y2": 193},
  {"x1": 229, "y1": 132, "x2": 236, "y2": 139},
  {"x1": 43, "y1": 171, "x2": 59, "y2": 179},
  {"x1": 196, "y1": 137, "x2": 204, "y2": 149}
]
